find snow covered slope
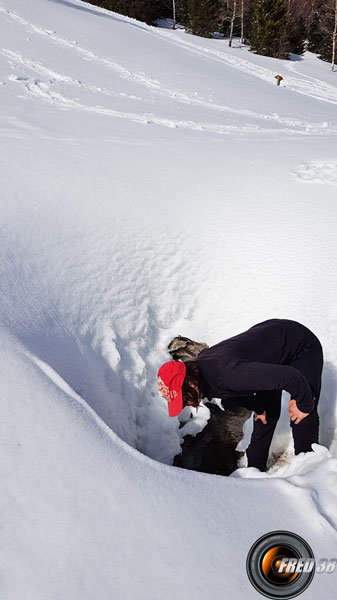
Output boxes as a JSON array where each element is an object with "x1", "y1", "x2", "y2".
[{"x1": 1, "y1": 1, "x2": 337, "y2": 598}]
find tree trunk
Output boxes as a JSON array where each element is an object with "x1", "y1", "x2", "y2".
[
  {"x1": 229, "y1": 0, "x2": 237, "y2": 47},
  {"x1": 172, "y1": 0, "x2": 176, "y2": 29},
  {"x1": 332, "y1": 0, "x2": 337, "y2": 71},
  {"x1": 240, "y1": 0, "x2": 244, "y2": 44}
]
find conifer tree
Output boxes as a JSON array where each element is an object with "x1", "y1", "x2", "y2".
[
  {"x1": 307, "y1": 0, "x2": 337, "y2": 68},
  {"x1": 249, "y1": 0, "x2": 290, "y2": 59},
  {"x1": 176, "y1": 0, "x2": 190, "y2": 28},
  {"x1": 288, "y1": 15, "x2": 307, "y2": 56},
  {"x1": 187, "y1": 0, "x2": 221, "y2": 37},
  {"x1": 307, "y1": 1, "x2": 325, "y2": 54},
  {"x1": 84, "y1": 1, "x2": 171, "y2": 24}
]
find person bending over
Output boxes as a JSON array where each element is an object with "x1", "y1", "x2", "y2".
[{"x1": 157, "y1": 319, "x2": 323, "y2": 472}]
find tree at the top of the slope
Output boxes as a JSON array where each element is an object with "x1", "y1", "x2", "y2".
[
  {"x1": 249, "y1": 0, "x2": 290, "y2": 59},
  {"x1": 87, "y1": 0, "x2": 221, "y2": 37},
  {"x1": 185, "y1": 0, "x2": 222, "y2": 38},
  {"x1": 81, "y1": 0, "x2": 335, "y2": 66},
  {"x1": 81, "y1": 0, "x2": 172, "y2": 23},
  {"x1": 175, "y1": 0, "x2": 189, "y2": 26},
  {"x1": 288, "y1": 14, "x2": 307, "y2": 56},
  {"x1": 307, "y1": 0, "x2": 337, "y2": 69}
]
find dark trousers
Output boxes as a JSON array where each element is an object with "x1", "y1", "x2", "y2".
[{"x1": 243, "y1": 337, "x2": 323, "y2": 471}]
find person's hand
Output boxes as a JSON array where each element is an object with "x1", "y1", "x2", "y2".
[
  {"x1": 288, "y1": 399, "x2": 310, "y2": 425},
  {"x1": 254, "y1": 411, "x2": 267, "y2": 424}
]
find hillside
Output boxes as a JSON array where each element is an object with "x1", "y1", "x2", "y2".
[{"x1": 1, "y1": 1, "x2": 337, "y2": 598}]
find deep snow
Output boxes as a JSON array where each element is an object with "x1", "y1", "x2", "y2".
[{"x1": 1, "y1": 0, "x2": 337, "y2": 598}]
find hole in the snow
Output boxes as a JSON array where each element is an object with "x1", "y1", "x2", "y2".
[{"x1": 20, "y1": 326, "x2": 337, "y2": 477}]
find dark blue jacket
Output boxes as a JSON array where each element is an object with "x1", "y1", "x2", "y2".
[{"x1": 197, "y1": 319, "x2": 321, "y2": 413}]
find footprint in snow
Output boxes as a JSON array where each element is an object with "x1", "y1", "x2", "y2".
[{"x1": 294, "y1": 161, "x2": 337, "y2": 185}]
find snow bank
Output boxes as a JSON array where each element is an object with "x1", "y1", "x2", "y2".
[{"x1": 1, "y1": 327, "x2": 337, "y2": 599}]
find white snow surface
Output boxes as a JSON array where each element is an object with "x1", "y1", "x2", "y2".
[{"x1": 1, "y1": 0, "x2": 337, "y2": 598}]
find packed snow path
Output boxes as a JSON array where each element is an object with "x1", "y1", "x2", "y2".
[{"x1": 1, "y1": 1, "x2": 337, "y2": 599}]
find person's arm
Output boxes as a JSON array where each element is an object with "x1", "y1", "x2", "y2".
[{"x1": 224, "y1": 360, "x2": 314, "y2": 413}]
